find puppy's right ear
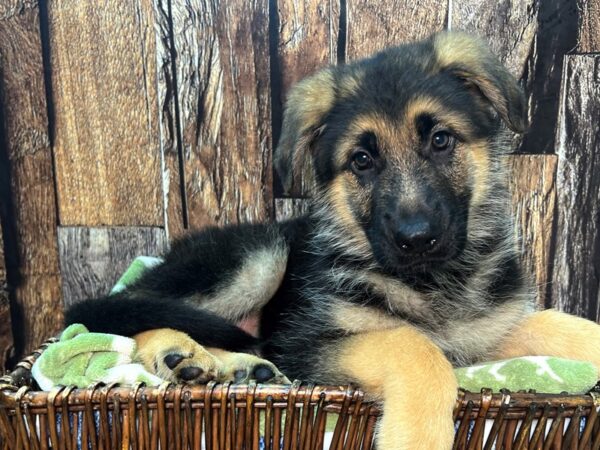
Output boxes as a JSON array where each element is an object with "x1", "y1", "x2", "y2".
[{"x1": 275, "y1": 68, "x2": 336, "y2": 195}]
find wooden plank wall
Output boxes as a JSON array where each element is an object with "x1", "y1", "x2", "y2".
[
  {"x1": 0, "y1": 0, "x2": 598, "y2": 366},
  {"x1": 0, "y1": 0, "x2": 63, "y2": 362}
]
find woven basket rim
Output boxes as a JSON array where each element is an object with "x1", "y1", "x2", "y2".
[{"x1": 2, "y1": 338, "x2": 599, "y2": 421}]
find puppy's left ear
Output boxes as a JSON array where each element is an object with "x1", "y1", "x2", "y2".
[
  {"x1": 275, "y1": 68, "x2": 336, "y2": 195},
  {"x1": 432, "y1": 31, "x2": 527, "y2": 133}
]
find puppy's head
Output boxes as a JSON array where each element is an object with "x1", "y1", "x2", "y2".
[{"x1": 275, "y1": 31, "x2": 527, "y2": 274}]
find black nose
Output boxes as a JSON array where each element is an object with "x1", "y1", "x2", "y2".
[{"x1": 393, "y1": 215, "x2": 440, "y2": 255}]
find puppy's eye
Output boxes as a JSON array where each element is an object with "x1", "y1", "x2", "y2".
[
  {"x1": 351, "y1": 151, "x2": 374, "y2": 172},
  {"x1": 431, "y1": 131, "x2": 454, "y2": 151}
]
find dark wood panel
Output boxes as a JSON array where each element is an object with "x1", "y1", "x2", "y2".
[
  {"x1": 552, "y1": 54, "x2": 600, "y2": 321},
  {"x1": 346, "y1": 0, "x2": 447, "y2": 60},
  {"x1": 577, "y1": 0, "x2": 600, "y2": 52},
  {"x1": 13, "y1": 275, "x2": 62, "y2": 348},
  {"x1": 519, "y1": 0, "x2": 578, "y2": 154},
  {"x1": 508, "y1": 155, "x2": 557, "y2": 308},
  {"x1": 171, "y1": 0, "x2": 273, "y2": 229},
  {"x1": 0, "y1": 0, "x2": 63, "y2": 355},
  {"x1": 49, "y1": 0, "x2": 163, "y2": 226},
  {"x1": 0, "y1": 223, "x2": 13, "y2": 369},
  {"x1": 273, "y1": 0, "x2": 340, "y2": 197},
  {"x1": 58, "y1": 227, "x2": 167, "y2": 307}
]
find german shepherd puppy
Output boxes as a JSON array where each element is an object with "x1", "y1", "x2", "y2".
[{"x1": 66, "y1": 32, "x2": 600, "y2": 449}]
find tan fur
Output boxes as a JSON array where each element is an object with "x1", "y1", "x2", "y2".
[
  {"x1": 338, "y1": 113, "x2": 406, "y2": 166},
  {"x1": 207, "y1": 348, "x2": 290, "y2": 383},
  {"x1": 430, "y1": 300, "x2": 533, "y2": 365},
  {"x1": 334, "y1": 327, "x2": 457, "y2": 450},
  {"x1": 337, "y1": 69, "x2": 365, "y2": 97},
  {"x1": 332, "y1": 303, "x2": 406, "y2": 333},
  {"x1": 191, "y1": 245, "x2": 288, "y2": 321},
  {"x1": 403, "y1": 97, "x2": 476, "y2": 141},
  {"x1": 465, "y1": 140, "x2": 491, "y2": 206},
  {"x1": 432, "y1": 32, "x2": 526, "y2": 132},
  {"x1": 432, "y1": 33, "x2": 486, "y2": 76},
  {"x1": 493, "y1": 309, "x2": 600, "y2": 375},
  {"x1": 330, "y1": 272, "x2": 534, "y2": 366},
  {"x1": 275, "y1": 69, "x2": 337, "y2": 195},
  {"x1": 336, "y1": 103, "x2": 476, "y2": 169},
  {"x1": 326, "y1": 175, "x2": 373, "y2": 253},
  {"x1": 365, "y1": 272, "x2": 432, "y2": 317},
  {"x1": 134, "y1": 329, "x2": 219, "y2": 383}
]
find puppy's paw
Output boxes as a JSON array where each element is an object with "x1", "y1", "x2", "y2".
[
  {"x1": 211, "y1": 350, "x2": 290, "y2": 384},
  {"x1": 134, "y1": 329, "x2": 219, "y2": 384}
]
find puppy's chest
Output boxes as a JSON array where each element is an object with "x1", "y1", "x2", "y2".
[{"x1": 330, "y1": 273, "x2": 527, "y2": 365}]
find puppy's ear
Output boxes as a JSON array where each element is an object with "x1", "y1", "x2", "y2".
[
  {"x1": 275, "y1": 68, "x2": 336, "y2": 195},
  {"x1": 432, "y1": 31, "x2": 527, "y2": 133}
]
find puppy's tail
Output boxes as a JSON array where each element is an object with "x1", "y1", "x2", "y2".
[{"x1": 64, "y1": 294, "x2": 258, "y2": 352}]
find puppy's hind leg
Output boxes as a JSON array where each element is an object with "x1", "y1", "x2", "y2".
[{"x1": 332, "y1": 327, "x2": 458, "y2": 450}]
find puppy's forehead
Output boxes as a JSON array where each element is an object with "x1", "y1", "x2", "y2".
[
  {"x1": 345, "y1": 96, "x2": 476, "y2": 140},
  {"x1": 332, "y1": 56, "x2": 494, "y2": 142}
]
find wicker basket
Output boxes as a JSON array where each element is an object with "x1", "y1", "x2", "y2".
[{"x1": 2, "y1": 340, "x2": 600, "y2": 450}]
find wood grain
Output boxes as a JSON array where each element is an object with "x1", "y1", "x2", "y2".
[
  {"x1": 0, "y1": 0, "x2": 63, "y2": 355},
  {"x1": 170, "y1": 0, "x2": 273, "y2": 229},
  {"x1": 0, "y1": 223, "x2": 14, "y2": 369},
  {"x1": 152, "y1": 0, "x2": 186, "y2": 238},
  {"x1": 273, "y1": 0, "x2": 339, "y2": 198},
  {"x1": 450, "y1": 0, "x2": 538, "y2": 77},
  {"x1": 345, "y1": 0, "x2": 447, "y2": 60},
  {"x1": 508, "y1": 155, "x2": 557, "y2": 308},
  {"x1": 58, "y1": 227, "x2": 167, "y2": 307},
  {"x1": 577, "y1": 0, "x2": 600, "y2": 52},
  {"x1": 552, "y1": 54, "x2": 600, "y2": 321},
  {"x1": 274, "y1": 198, "x2": 310, "y2": 222},
  {"x1": 49, "y1": 0, "x2": 163, "y2": 226}
]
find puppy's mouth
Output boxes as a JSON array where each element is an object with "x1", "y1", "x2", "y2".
[
  {"x1": 397, "y1": 250, "x2": 459, "y2": 271},
  {"x1": 387, "y1": 246, "x2": 459, "y2": 271},
  {"x1": 370, "y1": 231, "x2": 467, "y2": 275}
]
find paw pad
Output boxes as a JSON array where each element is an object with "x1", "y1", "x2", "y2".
[
  {"x1": 179, "y1": 366, "x2": 203, "y2": 381},
  {"x1": 164, "y1": 353, "x2": 185, "y2": 369},
  {"x1": 253, "y1": 364, "x2": 275, "y2": 382}
]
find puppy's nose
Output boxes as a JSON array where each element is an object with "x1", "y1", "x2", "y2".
[{"x1": 394, "y1": 215, "x2": 440, "y2": 254}]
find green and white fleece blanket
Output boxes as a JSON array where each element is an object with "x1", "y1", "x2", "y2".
[{"x1": 33, "y1": 256, "x2": 599, "y2": 394}]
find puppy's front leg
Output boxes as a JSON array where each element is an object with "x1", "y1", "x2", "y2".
[
  {"x1": 494, "y1": 309, "x2": 600, "y2": 374},
  {"x1": 335, "y1": 327, "x2": 457, "y2": 450}
]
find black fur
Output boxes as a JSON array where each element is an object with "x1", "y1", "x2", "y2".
[{"x1": 65, "y1": 295, "x2": 259, "y2": 352}]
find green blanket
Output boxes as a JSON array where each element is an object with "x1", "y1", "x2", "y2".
[
  {"x1": 455, "y1": 356, "x2": 597, "y2": 394},
  {"x1": 31, "y1": 323, "x2": 162, "y2": 390}
]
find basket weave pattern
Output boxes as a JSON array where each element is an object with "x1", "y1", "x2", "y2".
[{"x1": 2, "y1": 340, "x2": 600, "y2": 450}]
